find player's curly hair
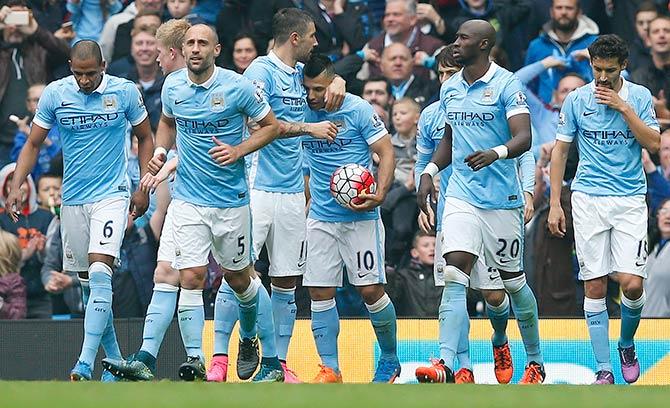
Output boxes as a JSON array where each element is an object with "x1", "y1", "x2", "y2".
[{"x1": 588, "y1": 34, "x2": 629, "y2": 64}]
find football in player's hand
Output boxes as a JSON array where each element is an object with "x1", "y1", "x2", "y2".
[{"x1": 330, "y1": 163, "x2": 376, "y2": 207}]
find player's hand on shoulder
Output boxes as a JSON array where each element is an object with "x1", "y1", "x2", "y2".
[
  {"x1": 309, "y1": 121, "x2": 338, "y2": 142},
  {"x1": 594, "y1": 86, "x2": 627, "y2": 112},
  {"x1": 547, "y1": 204, "x2": 566, "y2": 238},
  {"x1": 130, "y1": 189, "x2": 150, "y2": 219},
  {"x1": 465, "y1": 149, "x2": 498, "y2": 171},
  {"x1": 348, "y1": 190, "x2": 384, "y2": 212},
  {"x1": 325, "y1": 76, "x2": 346, "y2": 112},
  {"x1": 209, "y1": 136, "x2": 242, "y2": 166}
]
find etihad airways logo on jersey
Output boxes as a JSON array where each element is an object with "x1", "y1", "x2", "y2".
[
  {"x1": 446, "y1": 111, "x2": 495, "y2": 127},
  {"x1": 59, "y1": 113, "x2": 120, "y2": 130},
  {"x1": 281, "y1": 96, "x2": 306, "y2": 112},
  {"x1": 582, "y1": 129, "x2": 633, "y2": 145},
  {"x1": 302, "y1": 138, "x2": 353, "y2": 153},
  {"x1": 175, "y1": 117, "x2": 230, "y2": 134}
]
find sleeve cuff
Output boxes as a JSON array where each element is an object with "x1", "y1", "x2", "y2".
[
  {"x1": 32, "y1": 117, "x2": 53, "y2": 130},
  {"x1": 556, "y1": 133, "x2": 574, "y2": 142},
  {"x1": 650, "y1": 125, "x2": 661, "y2": 132},
  {"x1": 416, "y1": 144, "x2": 433, "y2": 155},
  {"x1": 162, "y1": 109, "x2": 174, "y2": 119},
  {"x1": 251, "y1": 104, "x2": 272, "y2": 123},
  {"x1": 366, "y1": 130, "x2": 388, "y2": 145},
  {"x1": 506, "y1": 107, "x2": 530, "y2": 119},
  {"x1": 130, "y1": 111, "x2": 148, "y2": 127}
]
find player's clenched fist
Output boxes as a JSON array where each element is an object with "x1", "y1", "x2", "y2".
[
  {"x1": 148, "y1": 151, "x2": 166, "y2": 175},
  {"x1": 547, "y1": 204, "x2": 566, "y2": 238},
  {"x1": 465, "y1": 149, "x2": 498, "y2": 171}
]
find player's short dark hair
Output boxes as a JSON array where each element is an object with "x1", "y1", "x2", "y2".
[
  {"x1": 588, "y1": 34, "x2": 628, "y2": 64},
  {"x1": 364, "y1": 76, "x2": 392, "y2": 95},
  {"x1": 636, "y1": 1, "x2": 659, "y2": 15},
  {"x1": 70, "y1": 40, "x2": 104, "y2": 65},
  {"x1": 272, "y1": 8, "x2": 314, "y2": 45},
  {"x1": 436, "y1": 44, "x2": 459, "y2": 69},
  {"x1": 303, "y1": 54, "x2": 335, "y2": 79}
]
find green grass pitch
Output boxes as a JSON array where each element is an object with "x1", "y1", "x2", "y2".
[{"x1": 2, "y1": 383, "x2": 669, "y2": 408}]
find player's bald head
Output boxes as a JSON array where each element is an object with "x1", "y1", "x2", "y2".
[
  {"x1": 460, "y1": 19, "x2": 496, "y2": 50},
  {"x1": 70, "y1": 40, "x2": 103, "y2": 65},
  {"x1": 185, "y1": 24, "x2": 219, "y2": 44}
]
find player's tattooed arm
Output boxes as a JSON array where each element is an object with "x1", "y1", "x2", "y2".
[
  {"x1": 4, "y1": 123, "x2": 49, "y2": 222},
  {"x1": 547, "y1": 140, "x2": 571, "y2": 238},
  {"x1": 278, "y1": 120, "x2": 338, "y2": 141},
  {"x1": 349, "y1": 134, "x2": 395, "y2": 212},
  {"x1": 210, "y1": 110, "x2": 280, "y2": 165},
  {"x1": 417, "y1": 124, "x2": 452, "y2": 215}
]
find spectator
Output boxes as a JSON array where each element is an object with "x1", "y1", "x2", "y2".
[
  {"x1": 26, "y1": 0, "x2": 66, "y2": 33},
  {"x1": 362, "y1": 76, "x2": 392, "y2": 109},
  {"x1": 390, "y1": 97, "x2": 419, "y2": 186},
  {"x1": 111, "y1": 7, "x2": 163, "y2": 64},
  {"x1": 386, "y1": 231, "x2": 442, "y2": 317},
  {"x1": 448, "y1": 0, "x2": 533, "y2": 71},
  {"x1": 632, "y1": 15, "x2": 670, "y2": 127},
  {"x1": 189, "y1": 0, "x2": 221, "y2": 25},
  {"x1": 66, "y1": 0, "x2": 124, "y2": 43},
  {"x1": 0, "y1": 163, "x2": 52, "y2": 318},
  {"x1": 35, "y1": 171, "x2": 60, "y2": 212},
  {"x1": 380, "y1": 42, "x2": 439, "y2": 108},
  {"x1": 524, "y1": 0, "x2": 598, "y2": 104},
  {"x1": 415, "y1": 0, "x2": 459, "y2": 43},
  {"x1": 643, "y1": 198, "x2": 670, "y2": 317},
  {"x1": 223, "y1": 33, "x2": 259, "y2": 74},
  {"x1": 0, "y1": 229, "x2": 26, "y2": 319},
  {"x1": 0, "y1": 0, "x2": 69, "y2": 169},
  {"x1": 301, "y1": 0, "x2": 368, "y2": 81},
  {"x1": 642, "y1": 130, "x2": 670, "y2": 214},
  {"x1": 10, "y1": 83, "x2": 61, "y2": 181},
  {"x1": 363, "y1": 0, "x2": 444, "y2": 82},
  {"x1": 108, "y1": 24, "x2": 163, "y2": 130},
  {"x1": 628, "y1": 1, "x2": 658, "y2": 72},
  {"x1": 166, "y1": 0, "x2": 205, "y2": 24},
  {"x1": 381, "y1": 165, "x2": 419, "y2": 267},
  {"x1": 216, "y1": 0, "x2": 296, "y2": 64},
  {"x1": 99, "y1": 0, "x2": 164, "y2": 63}
]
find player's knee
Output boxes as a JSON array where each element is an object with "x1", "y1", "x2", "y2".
[
  {"x1": 308, "y1": 287, "x2": 336, "y2": 301},
  {"x1": 584, "y1": 277, "x2": 607, "y2": 299},
  {"x1": 180, "y1": 268, "x2": 207, "y2": 290},
  {"x1": 445, "y1": 252, "x2": 474, "y2": 274},
  {"x1": 482, "y1": 289, "x2": 506, "y2": 307},
  {"x1": 358, "y1": 284, "x2": 385, "y2": 305},
  {"x1": 620, "y1": 278, "x2": 644, "y2": 301},
  {"x1": 222, "y1": 268, "x2": 251, "y2": 293},
  {"x1": 154, "y1": 262, "x2": 179, "y2": 286},
  {"x1": 271, "y1": 275, "x2": 297, "y2": 289}
]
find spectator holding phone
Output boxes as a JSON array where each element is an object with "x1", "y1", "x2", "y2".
[{"x1": 66, "y1": 0, "x2": 124, "y2": 43}]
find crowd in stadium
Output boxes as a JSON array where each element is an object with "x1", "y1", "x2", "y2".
[{"x1": 1, "y1": 0, "x2": 670, "y2": 324}]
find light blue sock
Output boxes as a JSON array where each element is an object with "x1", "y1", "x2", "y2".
[
  {"x1": 619, "y1": 292, "x2": 645, "y2": 349},
  {"x1": 177, "y1": 288, "x2": 204, "y2": 360},
  {"x1": 456, "y1": 313, "x2": 472, "y2": 370},
  {"x1": 140, "y1": 283, "x2": 179, "y2": 358},
  {"x1": 271, "y1": 285, "x2": 297, "y2": 361},
  {"x1": 486, "y1": 294, "x2": 510, "y2": 347},
  {"x1": 584, "y1": 297, "x2": 612, "y2": 372},
  {"x1": 213, "y1": 281, "x2": 238, "y2": 355},
  {"x1": 311, "y1": 299, "x2": 340, "y2": 372},
  {"x1": 234, "y1": 278, "x2": 259, "y2": 340},
  {"x1": 438, "y1": 275, "x2": 468, "y2": 371},
  {"x1": 81, "y1": 276, "x2": 121, "y2": 361},
  {"x1": 78, "y1": 263, "x2": 113, "y2": 366},
  {"x1": 506, "y1": 277, "x2": 543, "y2": 364},
  {"x1": 256, "y1": 280, "x2": 278, "y2": 358},
  {"x1": 366, "y1": 293, "x2": 398, "y2": 361}
]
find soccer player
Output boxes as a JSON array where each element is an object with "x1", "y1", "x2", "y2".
[
  {"x1": 414, "y1": 45, "x2": 537, "y2": 384},
  {"x1": 548, "y1": 34, "x2": 660, "y2": 384},
  {"x1": 207, "y1": 8, "x2": 345, "y2": 383},
  {"x1": 300, "y1": 54, "x2": 399, "y2": 383},
  {"x1": 4, "y1": 40, "x2": 154, "y2": 381},
  {"x1": 416, "y1": 20, "x2": 545, "y2": 384},
  {"x1": 147, "y1": 24, "x2": 280, "y2": 381},
  {"x1": 101, "y1": 18, "x2": 191, "y2": 381}
]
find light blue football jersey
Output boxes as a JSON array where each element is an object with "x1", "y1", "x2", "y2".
[
  {"x1": 415, "y1": 100, "x2": 452, "y2": 231},
  {"x1": 33, "y1": 74, "x2": 147, "y2": 205},
  {"x1": 556, "y1": 79, "x2": 659, "y2": 196},
  {"x1": 440, "y1": 63, "x2": 529, "y2": 209},
  {"x1": 244, "y1": 51, "x2": 306, "y2": 193},
  {"x1": 162, "y1": 67, "x2": 271, "y2": 208},
  {"x1": 303, "y1": 94, "x2": 388, "y2": 223}
]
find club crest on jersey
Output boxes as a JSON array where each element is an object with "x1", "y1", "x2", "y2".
[
  {"x1": 481, "y1": 87, "x2": 495, "y2": 103},
  {"x1": 332, "y1": 119, "x2": 346, "y2": 130},
  {"x1": 210, "y1": 93, "x2": 226, "y2": 112},
  {"x1": 102, "y1": 95, "x2": 118, "y2": 112}
]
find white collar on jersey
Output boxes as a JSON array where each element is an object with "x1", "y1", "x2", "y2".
[
  {"x1": 268, "y1": 50, "x2": 296, "y2": 74},
  {"x1": 186, "y1": 67, "x2": 218, "y2": 89},
  {"x1": 589, "y1": 76, "x2": 629, "y2": 100},
  {"x1": 74, "y1": 73, "x2": 109, "y2": 94},
  {"x1": 454, "y1": 62, "x2": 499, "y2": 86}
]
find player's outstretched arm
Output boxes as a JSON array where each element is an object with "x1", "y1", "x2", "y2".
[
  {"x1": 277, "y1": 120, "x2": 338, "y2": 142},
  {"x1": 547, "y1": 140, "x2": 571, "y2": 238},
  {"x1": 4, "y1": 124, "x2": 49, "y2": 222},
  {"x1": 417, "y1": 124, "x2": 453, "y2": 216},
  {"x1": 210, "y1": 110, "x2": 280, "y2": 166},
  {"x1": 349, "y1": 134, "x2": 395, "y2": 212}
]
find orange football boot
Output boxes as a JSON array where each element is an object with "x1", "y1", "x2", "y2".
[
  {"x1": 493, "y1": 342, "x2": 513, "y2": 384},
  {"x1": 312, "y1": 365, "x2": 343, "y2": 383}
]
